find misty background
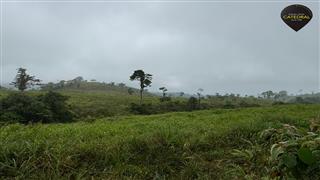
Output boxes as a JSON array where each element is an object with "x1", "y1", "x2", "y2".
[{"x1": 1, "y1": 1, "x2": 319, "y2": 95}]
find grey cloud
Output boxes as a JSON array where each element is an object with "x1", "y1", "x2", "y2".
[{"x1": 2, "y1": 2, "x2": 319, "y2": 95}]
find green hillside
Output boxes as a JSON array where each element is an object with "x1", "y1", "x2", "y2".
[
  {"x1": 0, "y1": 88, "x2": 271, "y2": 120},
  {"x1": 1, "y1": 105, "x2": 319, "y2": 179},
  {"x1": 62, "y1": 90, "x2": 158, "y2": 118}
]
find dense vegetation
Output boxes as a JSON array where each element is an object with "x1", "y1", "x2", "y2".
[
  {"x1": 0, "y1": 91, "x2": 73, "y2": 124},
  {"x1": 1, "y1": 105, "x2": 319, "y2": 179}
]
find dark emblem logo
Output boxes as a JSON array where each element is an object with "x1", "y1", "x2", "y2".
[{"x1": 281, "y1": 4, "x2": 312, "y2": 31}]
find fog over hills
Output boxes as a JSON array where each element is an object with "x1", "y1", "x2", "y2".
[{"x1": 2, "y1": 2, "x2": 319, "y2": 95}]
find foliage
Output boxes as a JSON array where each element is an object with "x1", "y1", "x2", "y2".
[
  {"x1": 262, "y1": 121, "x2": 320, "y2": 179},
  {"x1": 0, "y1": 93, "x2": 52, "y2": 124},
  {"x1": 129, "y1": 103, "x2": 156, "y2": 115},
  {"x1": 128, "y1": 88, "x2": 134, "y2": 95},
  {"x1": 159, "y1": 87, "x2": 168, "y2": 97},
  {"x1": 37, "y1": 91, "x2": 74, "y2": 123},
  {"x1": 187, "y1": 97, "x2": 198, "y2": 111},
  {"x1": 11, "y1": 68, "x2": 41, "y2": 91},
  {"x1": 159, "y1": 96, "x2": 171, "y2": 102},
  {"x1": 0, "y1": 91, "x2": 73, "y2": 124},
  {"x1": 130, "y1": 70, "x2": 152, "y2": 104},
  {"x1": 229, "y1": 117, "x2": 320, "y2": 179}
]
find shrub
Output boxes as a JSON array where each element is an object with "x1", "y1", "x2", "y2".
[
  {"x1": 0, "y1": 93, "x2": 52, "y2": 124},
  {"x1": 187, "y1": 97, "x2": 198, "y2": 111},
  {"x1": 230, "y1": 119, "x2": 320, "y2": 179},
  {"x1": 262, "y1": 123, "x2": 320, "y2": 179},
  {"x1": 223, "y1": 100, "x2": 236, "y2": 109},
  {"x1": 38, "y1": 91, "x2": 74, "y2": 123},
  {"x1": 159, "y1": 96, "x2": 171, "y2": 102},
  {"x1": 239, "y1": 100, "x2": 260, "y2": 108},
  {"x1": 272, "y1": 101, "x2": 287, "y2": 106},
  {"x1": 129, "y1": 103, "x2": 155, "y2": 115},
  {"x1": 129, "y1": 101, "x2": 189, "y2": 115},
  {"x1": 0, "y1": 91, "x2": 73, "y2": 124}
]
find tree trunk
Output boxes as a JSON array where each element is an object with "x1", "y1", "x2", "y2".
[
  {"x1": 198, "y1": 95, "x2": 201, "y2": 108},
  {"x1": 140, "y1": 89, "x2": 143, "y2": 105}
]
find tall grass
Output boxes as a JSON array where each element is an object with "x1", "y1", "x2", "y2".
[{"x1": 1, "y1": 104, "x2": 319, "y2": 179}]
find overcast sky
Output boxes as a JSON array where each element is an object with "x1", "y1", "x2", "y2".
[{"x1": 1, "y1": 1, "x2": 319, "y2": 95}]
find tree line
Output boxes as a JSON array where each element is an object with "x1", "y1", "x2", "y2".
[{"x1": 1, "y1": 67, "x2": 320, "y2": 124}]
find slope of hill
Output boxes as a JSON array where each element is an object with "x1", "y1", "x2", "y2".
[
  {"x1": 1, "y1": 104, "x2": 319, "y2": 179},
  {"x1": 62, "y1": 90, "x2": 158, "y2": 118}
]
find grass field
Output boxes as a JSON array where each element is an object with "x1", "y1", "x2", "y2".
[{"x1": 1, "y1": 104, "x2": 319, "y2": 179}]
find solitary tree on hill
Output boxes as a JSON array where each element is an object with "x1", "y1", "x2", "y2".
[
  {"x1": 130, "y1": 70, "x2": 152, "y2": 104},
  {"x1": 159, "y1": 87, "x2": 168, "y2": 97},
  {"x1": 197, "y1": 88, "x2": 204, "y2": 107},
  {"x1": 11, "y1": 68, "x2": 41, "y2": 92}
]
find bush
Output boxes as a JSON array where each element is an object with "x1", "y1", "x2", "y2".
[
  {"x1": 230, "y1": 119, "x2": 320, "y2": 179},
  {"x1": 187, "y1": 97, "x2": 198, "y2": 111},
  {"x1": 159, "y1": 101, "x2": 187, "y2": 112},
  {"x1": 262, "y1": 123, "x2": 320, "y2": 179},
  {"x1": 0, "y1": 93, "x2": 52, "y2": 124},
  {"x1": 159, "y1": 97, "x2": 171, "y2": 102},
  {"x1": 272, "y1": 101, "x2": 286, "y2": 106},
  {"x1": 130, "y1": 101, "x2": 190, "y2": 115},
  {"x1": 129, "y1": 103, "x2": 156, "y2": 115},
  {"x1": 38, "y1": 91, "x2": 74, "y2": 123},
  {"x1": 223, "y1": 100, "x2": 236, "y2": 109},
  {"x1": 239, "y1": 100, "x2": 261, "y2": 108},
  {"x1": 0, "y1": 91, "x2": 73, "y2": 124}
]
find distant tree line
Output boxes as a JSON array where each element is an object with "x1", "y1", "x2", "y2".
[
  {"x1": 2, "y1": 67, "x2": 320, "y2": 124},
  {"x1": 40, "y1": 76, "x2": 135, "y2": 93}
]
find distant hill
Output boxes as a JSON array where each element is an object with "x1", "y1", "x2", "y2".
[{"x1": 40, "y1": 76, "x2": 145, "y2": 95}]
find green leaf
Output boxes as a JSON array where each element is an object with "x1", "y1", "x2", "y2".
[
  {"x1": 282, "y1": 154, "x2": 297, "y2": 168},
  {"x1": 270, "y1": 144, "x2": 284, "y2": 160},
  {"x1": 298, "y1": 147, "x2": 315, "y2": 165}
]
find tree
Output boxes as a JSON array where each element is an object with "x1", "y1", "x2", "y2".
[
  {"x1": 59, "y1": 80, "x2": 65, "y2": 88},
  {"x1": 159, "y1": 87, "x2": 168, "y2": 98},
  {"x1": 74, "y1": 76, "x2": 84, "y2": 82},
  {"x1": 128, "y1": 88, "x2": 134, "y2": 95},
  {"x1": 187, "y1": 97, "x2": 198, "y2": 111},
  {"x1": 130, "y1": 70, "x2": 152, "y2": 104},
  {"x1": 278, "y1": 90, "x2": 288, "y2": 100},
  {"x1": 118, "y1": 83, "x2": 126, "y2": 88},
  {"x1": 274, "y1": 90, "x2": 288, "y2": 102},
  {"x1": 261, "y1": 90, "x2": 275, "y2": 99},
  {"x1": 41, "y1": 82, "x2": 55, "y2": 91},
  {"x1": 38, "y1": 91, "x2": 74, "y2": 123},
  {"x1": 159, "y1": 87, "x2": 171, "y2": 102},
  {"x1": 197, "y1": 88, "x2": 204, "y2": 107},
  {"x1": 179, "y1": 92, "x2": 185, "y2": 97},
  {"x1": 72, "y1": 76, "x2": 83, "y2": 88},
  {"x1": 11, "y1": 68, "x2": 41, "y2": 92}
]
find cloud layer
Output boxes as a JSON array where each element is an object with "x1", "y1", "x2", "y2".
[{"x1": 2, "y1": 2, "x2": 319, "y2": 95}]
